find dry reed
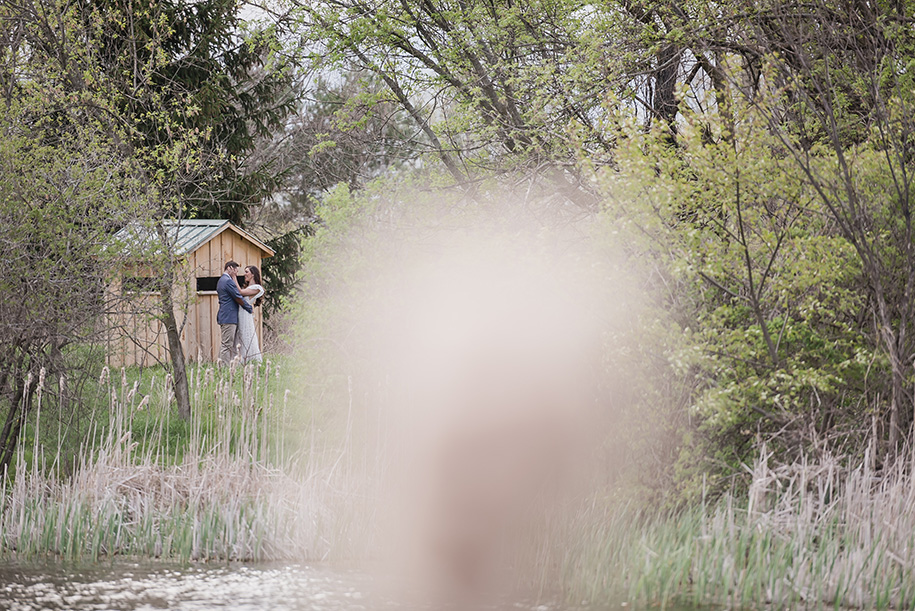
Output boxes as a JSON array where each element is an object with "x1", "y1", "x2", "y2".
[
  {"x1": 564, "y1": 446, "x2": 915, "y2": 609},
  {"x1": 0, "y1": 361, "x2": 375, "y2": 563}
]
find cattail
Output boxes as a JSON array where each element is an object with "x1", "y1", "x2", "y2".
[
  {"x1": 126, "y1": 380, "x2": 139, "y2": 404},
  {"x1": 98, "y1": 366, "x2": 110, "y2": 386},
  {"x1": 59, "y1": 374, "x2": 67, "y2": 412},
  {"x1": 136, "y1": 395, "x2": 150, "y2": 411}
]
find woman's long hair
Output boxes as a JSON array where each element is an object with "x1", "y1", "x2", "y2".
[{"x1": 245, "y1": 265, "x2": 263, "y2": 307}]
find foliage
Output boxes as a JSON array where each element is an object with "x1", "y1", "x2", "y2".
[
  {"x1": 597, "y1": 92, "x2": 886, "y2": 489},
  {"x1": 0, "y1": 0, "x2": 297, "y2": 445},
  {"x1": 254, "y1": 71, "x2": 418, "y2": 317},
  {"x1": 260, "y1": 227, "x2": 310, "y2": 320},
  {"x1": 84, "y1": 0, "x2": 301, "y2": 374},
  {"x1": 267, "y1": 72, "x2": 418, "y2": 222},
  {"x1": 278, "y1": 0, "x2": 915, "y2": 481},
  {"x1": 4, "y1": 0, "x2": 915, "y2": 524},
  {"x1": 0, "y1": 13, "x2": 150, "y2": 468},
  {"x1": 287, "y1": 0, "x2": 653, "y2": 208}
]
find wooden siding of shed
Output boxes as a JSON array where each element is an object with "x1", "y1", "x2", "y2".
[{"x1": 106, "y1": 290, "x2": 167, "y2": 369}]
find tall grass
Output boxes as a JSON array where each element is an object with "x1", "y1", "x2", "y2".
[
  {"x1": 563, "y1": 447, "x2": 915, "y2": 610},
  {"x1": 7, "y1": 360, "x2": 915, "y2": 610},
  {"x1": 0, "y1": 360, "x2": 376, "y2": 563}
]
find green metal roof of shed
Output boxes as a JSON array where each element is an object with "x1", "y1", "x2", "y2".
[{"x1": 112, "y1": 220, "x2": 275, "y2": 257}]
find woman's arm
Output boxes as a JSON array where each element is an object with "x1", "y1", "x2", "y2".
[{"x1": 234, "y1": 276, "x2": 260, "y2": 296}]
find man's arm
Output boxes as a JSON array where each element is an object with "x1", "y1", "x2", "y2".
[
  {"x1": 234, "y1": 295, "x2": 253, "y2": 313},
  {"x1": 227, "y1": 279, "x2": 253, "y2": 313}
]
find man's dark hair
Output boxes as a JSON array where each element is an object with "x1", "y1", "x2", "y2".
[{"x1": 224, "y1": 261, "x2": 239, "y2": 271}]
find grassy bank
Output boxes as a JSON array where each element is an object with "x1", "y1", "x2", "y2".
[{"x1": 563, "y1": 449, "x2": 915, "y2": 609}]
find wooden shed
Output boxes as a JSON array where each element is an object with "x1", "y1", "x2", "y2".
[{"x1": 107, "y1": 219, "x2": 275, "y2": 368}]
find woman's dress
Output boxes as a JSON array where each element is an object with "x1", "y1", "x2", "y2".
[{"x1": 237, "y1": 284, "x2": 264, "y2": 363}]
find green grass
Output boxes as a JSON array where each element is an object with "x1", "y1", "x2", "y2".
[{"x1": 14, "y1": 353, "x2": 307, "y2": 473}]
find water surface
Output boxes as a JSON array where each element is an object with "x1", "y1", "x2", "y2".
[{"x1": 0, "y1": 561, "x2": 597, "y2": 610}]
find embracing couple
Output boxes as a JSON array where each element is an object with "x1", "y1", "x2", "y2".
[{"x1": 216, "y1": 261, "x2": 266, "y2": 365}]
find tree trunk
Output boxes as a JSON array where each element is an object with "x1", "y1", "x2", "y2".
[
  {"x1": 887, "y1": 343, "x2": 905, "y2": 458},
  {"x1": 874, "y1": 287, "x2": 907, "y2": 460},
  {"x1": 653, "y1": 44, "x2": 682, "y2": 133},
  {"x1": 0, "y1": 375, "x2": 33, "y2": 473},
  {"x1": 160, "y1": 281, "x2": 191, "y2": 420}
]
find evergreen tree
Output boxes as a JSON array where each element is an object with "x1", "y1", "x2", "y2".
[{"x1": 90, "y1": 0, "x2": 296, "y2": 225}]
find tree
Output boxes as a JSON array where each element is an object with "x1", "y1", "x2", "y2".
[
  {"x1": 0, "y1": 1, "x2": 148, "y2": 467},
  {"x1": 745, "y1": 0, "x2": 915, "y2": 458},
  {"x1": 273, "y1": 0, "x2": 915, "y2": 481},
  {"x1": 595, "y1": 0, "x2": 915, "y2": 474},
  {"x1": 288, "y1": 0, "x2": 644, "y2": 209},
  {"x1": 660, "y1": 0, "x2": 915, "y2": 459},
  {"x1": 249, "y1": 71, "x2": 419, "y2": 319},
  {"x1": 88, "y1": 0, "x2": 297, "y2": 225},
  {"x1": 266, "y1": 72, "x2": 417, "y2": 221},
  {"x1": 599, "y1": 97, "x2": 874, "y2": 484}
]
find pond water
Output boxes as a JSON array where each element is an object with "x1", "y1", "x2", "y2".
[{"x1": 0, "y1": 561, "x2": 603, "y2": 611}]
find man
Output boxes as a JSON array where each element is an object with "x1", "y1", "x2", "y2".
[{"x1": 216, "y1": 261, "x2": 253, "y2": 365}]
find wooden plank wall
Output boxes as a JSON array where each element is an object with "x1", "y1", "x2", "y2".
[
  {"x1": 107, "y1": 228, "x2": 269, "y2": 368},
  {"x1": 106, "y1": 291, "x2": 167, "y2": 369}
]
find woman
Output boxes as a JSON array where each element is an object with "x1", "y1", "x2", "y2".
[{"x1": 234, "y1": 265, "x2": 265, "y2": 363}]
